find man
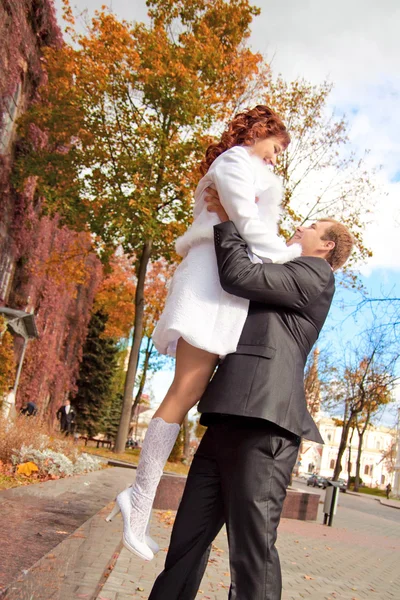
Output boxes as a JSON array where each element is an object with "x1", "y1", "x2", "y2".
[
  {"x1": 56, "y1": 399, "x2": 76, "y2": 435},
  {"x1": 149, "y1": 195, "x2": 353, "y2": 600},
  {"x1": 20, "y1": 401, "x2": 38, "y2": 416}
]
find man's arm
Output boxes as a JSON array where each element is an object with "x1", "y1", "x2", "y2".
[{"x1": 214, "y1": 221, "x2": 333, "y2": 309}]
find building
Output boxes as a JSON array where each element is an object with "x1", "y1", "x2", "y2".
[
  {"x1": 299, "y1": 417, "x2": 396, "y2": 489},
  {"x1": 297, "y1": 348, "x2": 397, "y2": 489}
]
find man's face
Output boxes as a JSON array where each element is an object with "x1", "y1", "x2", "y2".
[
  {"x1": 65, "y1": 400, "x2": 71, "y2": 406},
  {"x1": 287, "y1": 221, "x2": 334, "y2": 258}
]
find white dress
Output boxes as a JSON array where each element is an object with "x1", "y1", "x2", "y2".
[{"x1": 152, "y1": 146, "x2": 302, "y2": 357}]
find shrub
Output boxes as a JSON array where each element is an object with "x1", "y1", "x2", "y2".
[
  {"x1": 0, "y1": 415, "x2": 52, "y2": 464},
  {"x1": 11, "y1": 445, "x2": 102, "y2": 477},
  {"x1": 0, "y1": 415, "x2": 102, "y2": 477}
]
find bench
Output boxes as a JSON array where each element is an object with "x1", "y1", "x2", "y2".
[{"x1": 81, "y1": 436, "x2": 113, "y2": 449}]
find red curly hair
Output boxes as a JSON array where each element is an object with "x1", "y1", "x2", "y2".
[{"x1": 200, "y1": 105, "x2": 290, "y2": 176}]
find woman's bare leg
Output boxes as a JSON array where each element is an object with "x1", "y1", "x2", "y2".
[
  {"x1": 125, "y1": 338, "x2": 218, "y2": 559},
  {"x1": 153, "y1": 337, "x2": 218, "y2": 424}
]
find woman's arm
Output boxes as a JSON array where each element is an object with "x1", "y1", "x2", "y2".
[{"x1": 210, "y1": 147, "x2": 301, "y2": 262}]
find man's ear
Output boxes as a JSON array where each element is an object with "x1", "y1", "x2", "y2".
[{"x1": 324, "y1": 240, "x2": 335, "y2": 251}]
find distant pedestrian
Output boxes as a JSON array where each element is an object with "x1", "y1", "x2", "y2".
[
  {"x1": 20, "y1": 401, "x2": 38, "y2": 416},
  {"x1": 386, "y1": 483, "x2": 392, "y2": 499},
  {"x1": 56, "y1": 399, "x2": 76, "y2": 435}
]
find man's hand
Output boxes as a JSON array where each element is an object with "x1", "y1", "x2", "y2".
[{"x1": 205, "y1": 187, "x2": 229, "y2": 222}]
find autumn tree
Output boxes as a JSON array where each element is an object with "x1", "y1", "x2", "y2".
[
  {"x1": 131, "y1": 258, "x2": 176, "y2": 408},
  {"x1": 264, "y1": 77, "x2": 374, "y2": 274},
  {"x1": 353, "y1": 369, "x2": 394, "y2": 491},
  {"x1": 94, "y1": 254, "x2": 136, "y2": 340},
  {"x1": 14, "y1": 0, "x2": 264, "y2": 452},
  {"x1": 325, "y1": 330, "x2": 398, "y2": 481}
]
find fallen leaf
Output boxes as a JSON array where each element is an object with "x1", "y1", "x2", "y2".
[
  {"x1": 17, "y1": 462, "x2": 39, "y2": 476},
  {"x1": 303, "y1": 575, "x2": 314, "y2": 580},
  {"x1": 136, "y1": 587, "x2": 144, "y2": 592}
]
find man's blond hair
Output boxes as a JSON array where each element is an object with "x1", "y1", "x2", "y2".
[{"x1": 318, "y1": 219, "x2": 354, "y2": 270}]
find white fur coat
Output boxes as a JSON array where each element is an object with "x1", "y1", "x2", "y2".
[{"x1": 152, "y1": 146, "x2": 301, "y2": 357}]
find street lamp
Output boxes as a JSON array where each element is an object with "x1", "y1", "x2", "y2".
[{"x1": 0, "y1": 307, "x2": 38, "y2": 418}]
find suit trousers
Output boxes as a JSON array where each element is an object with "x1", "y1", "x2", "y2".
[{"x1": 148, "y1": 416, "x2": 300, "y2": 600}]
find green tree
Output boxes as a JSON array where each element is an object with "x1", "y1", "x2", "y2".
[
  {"x1": 72, "y1": 311, "x2": 119, "y2": 436},
  {"x1": 103, "y1": 392, "x2": 123, "y2": 441}
]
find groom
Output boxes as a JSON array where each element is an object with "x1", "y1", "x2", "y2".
[{"x1": 149, "y1": 197, "x2": 353, "y2": 599}]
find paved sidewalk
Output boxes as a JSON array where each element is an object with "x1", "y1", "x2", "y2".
[
  {"x1": 0, "y1": 466, "x2": 133, "y2": 596},
  {"x1": 98, "y1": 504, "x2": 400, "y2": 600},
  {"x1": 2, "y1": 469, "x2": 400, "y2": 600}
]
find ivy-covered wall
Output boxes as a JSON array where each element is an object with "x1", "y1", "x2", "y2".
[{"x1": 0, "y1": 1, "x2": 103, "y2": 419}]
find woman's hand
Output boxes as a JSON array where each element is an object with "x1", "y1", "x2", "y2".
[{"x1": 205, "y1": 187, "x2": 229, "y2": 222}]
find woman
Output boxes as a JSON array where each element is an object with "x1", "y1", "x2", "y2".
[{"x1": 107, "y1": 106, "x2": 302, "y2": 560}]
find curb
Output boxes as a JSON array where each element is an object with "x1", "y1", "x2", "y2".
[
  {"x1": 107, "y1": 458, "x2": 138, "y2": 469},
  {"x1": 379, "y1": 499, "x2": 400, "y2": 510}
]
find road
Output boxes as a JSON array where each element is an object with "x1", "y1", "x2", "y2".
[{"x1": 293, "y1": 477, "x2": 400, "y2": 525}]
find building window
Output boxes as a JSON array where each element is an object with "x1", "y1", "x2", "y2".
[
  {"x1": 364, "y1": 465, "x2": 369, "y2": 475},
  {"x1": 329, "y1": 459, "x2": 335, "y2": 469},
  {"x1": 381, "y1": 475, "x2": 385, "y2": 485},
  {"x1": 327, "y1": 433, "x2": 332, "y2": 442},
  {"x1": 376, "y1": 440, "x2": 381, "y2": 450},
  {"x1": 349, "y1": 462, "x2": 352, "y2": 473}
]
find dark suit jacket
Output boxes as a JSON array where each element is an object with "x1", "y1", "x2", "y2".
[
  {"x1": 57, "y1": 405, "x2": 76, "y2": 432},
  {"x1": 198, "y1": 221, "x2": 335, "y2": 444}
]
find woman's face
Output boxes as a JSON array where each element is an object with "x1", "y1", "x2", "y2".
[{"x1": 248, "y1": 136, "x2": 284, "y2": 166}]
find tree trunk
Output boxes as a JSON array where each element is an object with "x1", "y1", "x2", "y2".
[
  {"x1": 354, "y1": 434, "x2": 364, "y2": 492},
  {"x1": 183, "y1": 414, "x2": 190, "y2": 462},
  {"x1": 130, "y1": 338, "x2": 153, "y2": 422},
  {"x1": 114, "y1": 240, "x2": 153, "y2": 453},
  {"x1": 354, "y1": 416, "x2": 370, "y2": 492},
  {"x1": 346, "y1": 427, "x2": 355, "y2": 489},
  {"x1": 333, "y1": 416, "x2": 353, "y2": 480}
]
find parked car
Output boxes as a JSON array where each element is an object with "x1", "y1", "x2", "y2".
[
  {"x1": 323, "y1": 477, "x2": 348, "y2": 492},
  {"x1": 307, "y1": 474, "x2": 328, "y2": 488},
  {"x1": 300, "y1": 472, "x2": 314, "y2": 480}
]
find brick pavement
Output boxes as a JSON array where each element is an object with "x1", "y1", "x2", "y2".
[
  {"x1": 0, "y1": 466, "x2": 133, "y2": 597},
  {"x1": 97, "y1": 502, "x2": 400, "y2": 600},
  {"x1": 2, "y1": 469, "x2": 399, "y2": 600}
]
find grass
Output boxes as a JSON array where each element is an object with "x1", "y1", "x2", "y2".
[
  {"x1": 0, "y1": 472, "x2": 39, "y2": 491},
  {"x1": 84, "y1": 445, "x2": 190, "y2": 476},
  {"x1": 354, "y1": 486, "x2": 399, "y2": 501}
]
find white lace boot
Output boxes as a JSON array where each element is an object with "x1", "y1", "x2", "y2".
[{"x1": 127, "y1": 417, "x2": 180, "y2": 558}]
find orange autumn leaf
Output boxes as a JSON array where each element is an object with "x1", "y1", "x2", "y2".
[{"x1": 17, "y1": 462, "x2": 39, "y2": 476}]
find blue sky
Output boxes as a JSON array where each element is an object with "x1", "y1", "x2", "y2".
[{"x1": 54, "y1": 1, "x2": 400, "y2": 424}]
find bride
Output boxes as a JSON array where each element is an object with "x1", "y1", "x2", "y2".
[{"x1": 107, "y1": 105, "x2": 301, "y2": 560}]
